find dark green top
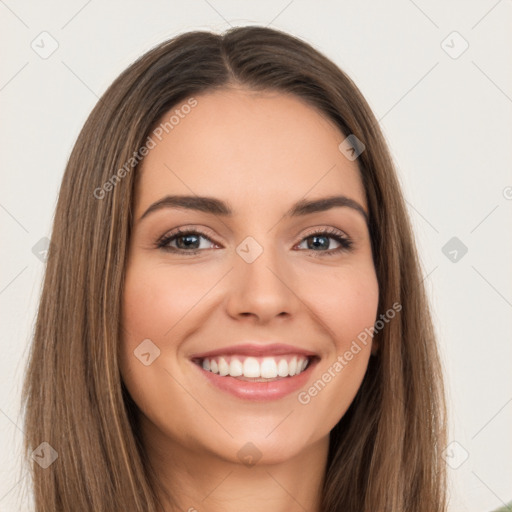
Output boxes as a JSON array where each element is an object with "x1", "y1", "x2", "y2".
[{"x1": 490, "y1": 502, "x2": 512, "y2": 512}]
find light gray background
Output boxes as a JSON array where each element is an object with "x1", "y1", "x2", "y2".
[{"x1": 1, "y1": 1, "x2": 511, "y2": 511}]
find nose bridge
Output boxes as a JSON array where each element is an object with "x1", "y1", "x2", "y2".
[{"x1": 226, "y1": 234, "x2": 298, "y2": 320}]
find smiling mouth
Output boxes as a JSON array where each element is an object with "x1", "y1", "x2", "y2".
[{"x1": 192, "y1": 354, "x2": 315, "y2": 380}]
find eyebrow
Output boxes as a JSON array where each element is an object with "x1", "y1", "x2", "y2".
[{"x1": 138, "y1": 194, "x2": 369, "y2": 224}]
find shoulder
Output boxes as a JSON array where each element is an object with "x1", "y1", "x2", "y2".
[{"x1": 489, "y1": 503, "x2": 512, "y2": 512}]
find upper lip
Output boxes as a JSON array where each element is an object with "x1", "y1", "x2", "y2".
[{"x1": 189, "y1": 343, "x2": 319, "y2": 360}]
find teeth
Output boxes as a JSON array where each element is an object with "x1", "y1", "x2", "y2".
[
  {"x1": 260, "y1": 358, "x2": 277, "y2": 378},
  {"x1": 243, "y1": 357, "x2": 260, "y2": 378},
  {"x1": 277, "y1": 359, "x2": 288, "y2": 377},
  {"x1": 218, "y1": 357, "x2": 229, "y2": 376},
  {"x1": 199, "y1": 355, "x2": 310, "y2": 378},
  {"x1": 229, "y1": 358, "x2": 243, "y2": 377},
  {"x1": 289, "y1": 356, "x2": 297, "y2": 376}
]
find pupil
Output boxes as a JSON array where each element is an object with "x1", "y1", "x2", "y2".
[
  {"x1": 178, "y1": 234, "x2": 199, "y2": 249},
  {"x1": 309, "y1": 235, "x2": 328, "y2": 250}
]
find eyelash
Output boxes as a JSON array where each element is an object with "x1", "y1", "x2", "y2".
[{"x1": 155, "y1": 226, "x2": 353, "y2": 257}]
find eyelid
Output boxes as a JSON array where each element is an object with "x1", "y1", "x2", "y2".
[
  {"x1": 157, "y1": 224, "x2": 348, "y2": 243},
  {"x1": 298, "y1": 225, "x2": 349, "y2": 240},
  {"x1": 156, "y1": 225, "x2": 219, "y2": 247}
]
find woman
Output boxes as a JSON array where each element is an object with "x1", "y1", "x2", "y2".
[{"x1": 21, "y1": 25, "x2": 447, "y2": 511}]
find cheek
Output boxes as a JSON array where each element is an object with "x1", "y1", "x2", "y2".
[
  {"x1": 294, "y1": 262, "x2": 379, "y2": 423},
  {"x1": 301, "y1": 261, "x2": 380, "y2": 350},
  {"x1": 119, "y1": 260, "x2": 187, "y2": 382},
  {"x1": 121, "y1": 261, "x2": 212, "y2": 343},
  {"x1": 119, "y1": 260, "x2": 208, "y2": 433}
]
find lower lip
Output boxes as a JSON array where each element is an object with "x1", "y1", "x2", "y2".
[{"x1": 192, "y1": 358, "x2": 318, "y2": 401}]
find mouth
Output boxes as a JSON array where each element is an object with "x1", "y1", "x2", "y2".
[
  {"x1": 191, "y1": 354, "x2": 315, "y2": 381},
  {"x1": 189, "y1": 345, "x2": 320, "y2": 401}
]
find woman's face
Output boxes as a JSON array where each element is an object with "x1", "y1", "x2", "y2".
[{"x1": 120, "y1": 88, "x2": 379, "y2": 467}]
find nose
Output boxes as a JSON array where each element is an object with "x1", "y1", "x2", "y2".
[{"x1": 224, "y1": 240, "x2": 301, "y2": 324}]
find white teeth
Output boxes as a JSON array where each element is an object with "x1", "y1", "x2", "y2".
[
  {"x1": 199, "y1": 355, "x2": 310, "y2": 378},
  {"x1": 229, "y1": 358, "x2": 243, "y2": 377},
  {"x1": 260, "y1": 357, "x2": 278, "y2": 378},
  {"x1": 289, "y1": 356, "x2": 297, "y2": 376},
  {"x1": 243, "y1": 357, "x2": 260, "y2": 378},
  {"x1": 218, "y1": 357, "x2": 229, "y2": 376},
  {"x1": 277, "y1": 359, "x2": 288, "y2": 377}
]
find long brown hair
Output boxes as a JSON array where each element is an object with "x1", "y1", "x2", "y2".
[{"x1": 21, "y1": 25, "x2": 446, "y2": 511}]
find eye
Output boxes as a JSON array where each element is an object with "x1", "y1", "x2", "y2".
[
  {"x1": 156, "y1": 227, "x2": 217, "y2": 254},
  {"x1": 156, "y1": 226, "x2": 353, "y2": 257},
  {"x1": 295, "y1": 228, "x2": 353, "y2": 257}
]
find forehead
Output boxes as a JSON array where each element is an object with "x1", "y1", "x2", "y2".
[{"x1": 135, "y1": 88, "x2": 366, "y2": 216}]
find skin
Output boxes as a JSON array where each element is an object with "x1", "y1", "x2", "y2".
[{"x1": 120, "y1": 87, "x2": 379, "y2": 512}]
